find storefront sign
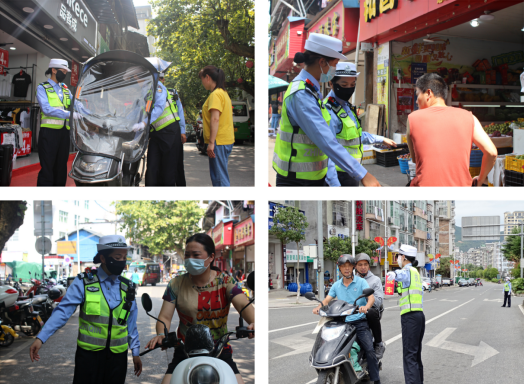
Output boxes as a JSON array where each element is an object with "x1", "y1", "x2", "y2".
[
  {"x1": 234, "y1": 217, "x2": 254, "y2": 247},
  {"x1": 71, "y1": 61, "x2": 79, "y2": 86},
  {"x1": 377, "y1": 42, "x2": 389, "y2": 122},
  {"x1": 212, "y1": 221, "x2": 234, "y2": 249},
  {"x1": 355, "y1": 201, "x2": 363, "y2": 231},
  {"x1": 285, "y1": 250, "x2": 315, "y2": 263},
  {"x1": 276, "y1": 23, "x2": 290, "y2": 63},
  {"x1": 411, "y1": 63, "x2": 427, "y2": 84},
  {"x1": 364, "y1": 0, "x2": 399, "y2": 23},
  {"x1": 397, "y1": 88, "x2": 414, "y2": 115},
  {"x1": 312, "y1": 10, "x2": 341, "y2": 38},
  {"x1": 33, "y1": 0, "x2": 97, "y2": 54},
  {"x1": 491, "y1": 51, "x2": 524, "y2": 67},
  {"x1": 268, "y1": 202, "x2": 305, "y2": 230},
  {"x1": 0, "y1": 48, "x2": 8, "y2": 74}
]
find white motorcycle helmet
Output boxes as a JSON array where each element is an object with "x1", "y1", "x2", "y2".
[{"x1": 49, "y1": 278, "x2": 57, "y2": 285}]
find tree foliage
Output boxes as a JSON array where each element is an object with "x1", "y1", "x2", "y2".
[
  {"x1": 502, "y1": 226, "x2": 523, "y2": 263},
  {"x1": 113, "y1": 201, "x2": 205, "y2": 256},
  {"x1": 148, "y1": 0, "x2": 255, "y2": 121},
  {"x1": 436, "y1": 257, "x2": 451, "y2": 276},
  {"x1": 0, "y1": 201, "x2": 27, "y2": 251},
  {"x1": 323, "y1": 236, "x2": 379, "y2": 276}
]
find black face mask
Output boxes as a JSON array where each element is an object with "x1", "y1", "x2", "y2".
[
  {"x1": 333, "y1": 83, "x2": 355, "y2": 102},
  {"x1": 105, "y1": 257, "x2": 126, "y2": 275},
  {"x1": 55, "y1": 70, "x2": 67, "y2": 83}
]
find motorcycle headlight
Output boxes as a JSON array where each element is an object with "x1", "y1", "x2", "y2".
[
  {"x1": 189, "y1": 364, "x2": 220, "y2": 384},
  {"x1": 79, "y1": 158, "x2": 110, "y2": 173},
  {"x1": 321, "y1": 325, "x2": 345, "y2": 341},
  {"x1": 319, "y1": 309, "x2": 327, "y2": 317}
]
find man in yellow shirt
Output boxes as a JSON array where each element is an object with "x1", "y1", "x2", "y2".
[{"x1": 199, "y1": 65, "x2": 234, "y2": 186}]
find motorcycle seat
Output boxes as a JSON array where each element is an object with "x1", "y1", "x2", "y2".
[{"x1": 31, "y1": 296, "x2": 47, "y2": 305}]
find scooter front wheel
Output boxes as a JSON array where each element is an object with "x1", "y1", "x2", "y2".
[
  {"x1": 0, "y1": 333, "x2": 14, "y2": 347},
  {"x1": 316, "y1": 368, "x2": 345, "y2": 384}
]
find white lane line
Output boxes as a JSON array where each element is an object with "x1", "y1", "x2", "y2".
[
  {"x1": 269, "y1": 304, "x2": 317, "y2": 310},
  {"x1": 384, "y1": 298, "x2": 476, "y2": 346},
  {"x1": 519, "y1": 304, "x2": 524, "y2": 317},
  {"x1": 479, "y1": 287, "x2": 494, "y2": 296},
  {"x1": 305, "y1": 379, "x2": 317, "y2": 384},
  {"x1": 384, "y1": 297, "x2": 436, "y2": 310},
  {"x1": 269, "y1": 321, "x2": 319, "y2": 333}
]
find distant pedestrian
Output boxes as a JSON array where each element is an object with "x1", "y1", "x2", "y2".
[
  {"x1": 131, "y1": 268, "x2": 140, "y2": 286},
  {"x1": 502, "y1": 277, "x2": 511, "y2": 308},
  {"x1": 199, "y1": 65, "x2": 234, "y2": 187}
]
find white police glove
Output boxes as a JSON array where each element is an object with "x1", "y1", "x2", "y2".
[
  {"x1": 386, "y1": 271, "x2": 396, "y2": 281},
  {"x1": 72, "y1": 112, "x2": 82, "y2": 119},
  {"x1": 132, "y1": 122, "x2": 146, "y2": 132}
]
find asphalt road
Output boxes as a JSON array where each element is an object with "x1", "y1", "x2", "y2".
[
  {"x1": 269, "y1": 282, "x2": 524, "y2": 384},
  {"x1": 140, "y1": 141, "x2": 254, "y2": 187},
  {"x1": 0, "y1": 284, "x2": 254, "y2": 384}
]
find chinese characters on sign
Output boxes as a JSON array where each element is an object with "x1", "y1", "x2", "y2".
[
  {"x1": 0, "y1": 48, "x2": 8, "y2": 75},
  {"x1": 400, "y1": 42, "x2": 453, "y2": 64},
  {"x1": 385, "y1": 276, "x2": 395, "y2": 295},
  {"x1": 71, "y1": 61, "x2": 79, "y2": 87},
  {"x1": 59, "y1": 0, "x2": 89, "y2": 33},
  {"x1": 364, "y1": 0, "x2": 399, "y2": 23},
  {"x1": 355, "y1": 201, "x2": 363, "y2": 231},
  {"x1": 234, "y1": 218, "x2": 254, "y2": 247},
  {"x1": 491, "y1": 51, "x2": 524, "y2": 67},
  {"x1": 314, "y1": 12, "x2": 341, "y2": 38}
]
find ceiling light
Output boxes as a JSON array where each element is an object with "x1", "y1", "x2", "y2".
[
  {"x1": 10, "y1": 47, "x2": 16, "y2": 50},
  {"x1": 522, "y1": 27, "x2": 524, "y2": 32},
  {"x1": 44, "y1": 25, "x2": 54, "y2": 29},
  {"x1": 82, "y1": 56, "x2": 88, "y2": 59},
  {"x1": 23, "y1": 7, "x2": 34, "y2": 13},
  {"x1": 60, "y1": 37, "x2": 68, "y2": 41},
  {"x1": 72, "y1": 48, "x2": 79, "y2": 51},
  {"x1": 479, "y1": 11, "x2": 494, "y2": 21},
  {"x1": 470, "y1": 19, "x2": 480, "y2": 27}
]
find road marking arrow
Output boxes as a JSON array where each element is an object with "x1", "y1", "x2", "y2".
[
  {"x1": 439, "y1": 299, "x2": 458, "y2": 302},
  {"x1": 483, "y1": 298, "x2": 503, "y2": 302},
  {"x1": 271, "y1": 330, "x2": 316, "y2": 359},
  {"x1": 426, "y1": 328, "x2": 499, "y2": 367}
]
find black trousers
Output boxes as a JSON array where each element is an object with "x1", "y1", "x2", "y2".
[
  {"x1": 73, "y1": 347, "x2": 127, "y2": 384},
  {"x1": 337, "y1": 171, "x2": 359, "y2": 186},
  {"x1": 503, "y1": 291, "x2": 511, "y2": 307},
  {"x1": 366, "y1": 306, "x2": 382, "y2": 344},
  {"x1": 401, "y1": 311, "x2": 425, "y2": 384},
  {"x1": 175, "y1": 133, "x2": 186, "y2": 186},
  {"x1": 145, "y1": 121, "x2": 184, "y2": 186},
  {"x1": 37, "y1": 127, "x2": 70, "y2": 186},
  {"x1": 276, "y1": 173, "x2": 326, "y2": 186}
]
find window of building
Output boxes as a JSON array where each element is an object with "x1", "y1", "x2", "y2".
[
  {"x1": 59, "y1": 232, "x2": 66, "y2": 239},
  {"x1": 74, "y1": 200, "x2": 79, "y2": 206},
  {"x1": 59, "y1": 211, "x2": 68, "y2": 223},
  {"x1": 84, "y1": 201, "x2": 89, "y2": 210},
  {"x1": 74, "y1": 215, "x2": 79, "y2": 226},
  {"x1": 332, "y1": 201, "x2": 348, "y2": 226},
  {"x1": 283, "y1": 201, "x2": 295, "y2": 207},
  {"x1": 366, "y1": 200, "x2": 383, "y2": 216},
  {"x1": 84, "y1": 218, "x2": 89, "y2": 223}
]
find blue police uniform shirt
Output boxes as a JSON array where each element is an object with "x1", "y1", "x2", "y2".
[
  {"x1": 328, "y1": 275, "x2": 370, "y2": 322},
  {"x1": 169, "y1": 88, "x2": 186, "y2": 134},
  {"x1": 146, "y1": 81, "x2": 168, "y2": 125},
  {"x1": 281, "y1": 69, "x2": 369, "y2": 182},
  {"x1": 503, "y1": 281, "x2": 512, "y2": 293},
  {"x1": 394, "y1": 263, "x2": 424, "y2": 309},
  {"x1": 37, "y1": 267, "x2": 140, "y2": 356},
  {"x1": 36, "y1": 78, "x2": 71, "y2": 120},
  {"x1": 324, "y1": 89, "x2": 385, "y2": 186}
]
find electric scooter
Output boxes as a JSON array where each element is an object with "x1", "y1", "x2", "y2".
[{"x1": 304, "y1": 288, "x2": 383, "y2": 384}]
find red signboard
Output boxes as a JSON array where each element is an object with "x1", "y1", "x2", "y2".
[
  {"x1": 397, "y1": 88, "x2": 414, "y2": 115},
  {"x1": 270, "y1": 18, "x2": 307, "y2": 77},
  {"x1": 355, "y1": 201, "x2": 363, "y2": 231},
  {"x1": 212, "y1": 221, "x2": 234, "y2": 251},
  {"x1": 307, "y1": 1, "x2": 359, "y2": 54},
  {"x1": 234, "y1": 217, "x2": 255, "y2": 247},
  {"x1": 0, "y1": 48, "x2": 9, "y2": 75},
  {"x1": 71, "y1": 61, "x2": 79, "y2": 87},
  {"x1": 385, "y1": 276, "x2": 395, "y2": 295}
]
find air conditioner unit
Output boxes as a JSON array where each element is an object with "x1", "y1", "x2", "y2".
[{"x1": 388, "y1": 218, "x2": 393, "y2": 225}]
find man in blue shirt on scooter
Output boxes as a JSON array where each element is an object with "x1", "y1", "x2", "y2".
[{"x1": 313, "y1": 254, "x2": 382, "y2": 384}]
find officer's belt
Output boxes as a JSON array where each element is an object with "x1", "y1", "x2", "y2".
[
  {"x1": 152, "y1": 113, "x2": 179, "y2": 129},
  {"x1": 272, "y1": 152, "x2": 328, "y2": 172}
]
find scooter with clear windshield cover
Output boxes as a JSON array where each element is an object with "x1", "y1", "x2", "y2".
[
  {"x1": 305, "y1": 288, "x2": 382, "y2": 384},
  {"x1": 140, "y1": 272, "x2": 255, "y2": 383},
  {"x1": 68, "y1": 50, "x2": 161, "y2": 186}
]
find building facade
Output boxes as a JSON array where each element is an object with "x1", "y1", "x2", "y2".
[{"x1": 504, "y1": 211, "x2": 524, "y2": 239}]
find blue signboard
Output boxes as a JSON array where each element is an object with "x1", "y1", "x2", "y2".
[
  {"x1": 268, "y1": 202, "x2": 305, "y2": 230},
  {"x1": 411, "y1": 63, "x2": 427, "y2": 84}
]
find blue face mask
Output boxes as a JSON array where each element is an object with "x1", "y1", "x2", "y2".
[
  {"x1": 319, "y1": 61, "x2": 336, "y2": 83},
  {"x1": 184, "y1": 257, "x2": 210, "y2": 276}
]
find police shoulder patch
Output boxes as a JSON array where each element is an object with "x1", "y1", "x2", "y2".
[
  {"x1": 86, "y1": 286, "x2": 99, "y2": 292},
  {"x1": 339, "y1": 113, "x2": 348, "y2": 118},
  {"x1": 157, "y1": 86, "x2": 162, "y2": 93}
]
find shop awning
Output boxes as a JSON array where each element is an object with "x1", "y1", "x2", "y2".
[
  {"x1": 269, "y1": 75, "x2": 289, "y2": 95},
  {"x1": 125, "y1": 30, "x2": 149, "y2": 57},
  {"x1": 83, "y1": 0, "x2": 119, "y2": 24}
]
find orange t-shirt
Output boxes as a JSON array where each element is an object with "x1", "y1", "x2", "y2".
[{"x1": 409, "y1": 106, "x2": 474, "y2": 186}]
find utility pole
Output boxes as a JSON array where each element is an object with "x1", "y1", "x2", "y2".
[
  {"x1": 40, "y1": 202, "x2": 45, "y2": 279},
  {"x1": 351, "y1": 200, "x2": 356, "y2": 258},
  {"x1": 383, "y1": 201, "x2": 389, "y2": 276},
  {"x1": 318, "y1": 201, "x2": 324, "y2": 301}
]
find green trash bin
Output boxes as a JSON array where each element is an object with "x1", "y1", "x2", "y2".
[{"x1": 455, "y1": 276, "x2": 461, "y2": 284}]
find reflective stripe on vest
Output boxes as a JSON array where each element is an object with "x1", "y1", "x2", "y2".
[
  {"x1": 77, "y1": 276, "x2": 129, "y2": 353},
  {"x1": 38, "y1": 82, "x2": 71, "y2": 130},
  {"x1": 324, "y1": 99, "x2": 363, "y2": 172},
  {"x1": 272, "y1": 80, "x2": 330, "y2": 180},
  {"x1": 399, "y1": 267, "x2": 423, "y2": 315},
  {"x1": 504, "y1": 283, "x2": 510, "y2": 291},
  {"x1": 151, "y1": 89, "x2": 180, "y2": 131}
]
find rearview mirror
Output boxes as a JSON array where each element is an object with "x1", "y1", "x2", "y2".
[
  {"x1": 363, "y1": 288, "x2": 374, "y2": 297},
  {"x1": 246, "y1": 272, "x2": 254, "y2": 292},
  {"x1": 304, "y1": 292, "x2": 316, "y2": 301},
  {"x1": 141, "y1": 293, "x2": 153, "y2": 312}
]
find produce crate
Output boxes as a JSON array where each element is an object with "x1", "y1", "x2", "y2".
[
  {"x1": 376, "y1": 150, "x2": 400, "y2": 167},
  {"x1": 470, "y1": 149, "x2": 483, "y2": 167},
  {"x1": 488, "y1": 182, "x2": 494, "y2": 187},
  {"x1": 504, "y1": 169, "x2": 524, "y2": 186},
  {"x1": 505, "y1": 154, "x2": 524, "y2": 174},
  {"x1": 469, "y1": 167, "x2": 481, "y2": 177}
]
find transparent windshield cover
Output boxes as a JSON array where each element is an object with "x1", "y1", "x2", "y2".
[{"x1": 72, "y1": 61, "x2": 155, "y2": 162}]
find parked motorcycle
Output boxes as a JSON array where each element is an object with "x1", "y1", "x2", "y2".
[
  {"x1": 68, "y1": 50, "x2": 162, "y2": 186},
  {"x1": 196, "y1": 123, "x2": 208, "y2": 155},
  {"x1": 140, "y1": 272, "x2": 255, "y2": 383},
  {"x1": 0, "y1": 318, "x2": 17, "y2": 347},
  {"x1": 304, "y1": 288, "x2": 382, "y2": 384}
]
